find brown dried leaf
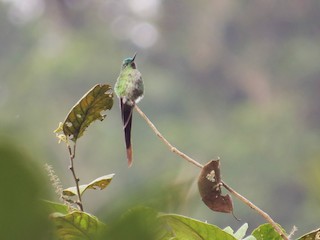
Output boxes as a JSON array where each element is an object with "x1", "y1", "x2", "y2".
[{"x1": 198, "y1": 160, "x2": 233, "y2": 213}]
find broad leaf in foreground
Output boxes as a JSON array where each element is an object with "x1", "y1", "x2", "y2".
[
  {"x1": 42, "y1": 200, "x2": 70, "y2": 214},
  {"x1": 50, "y1": 211, "x2": 105, "y2": 240},
  {"x1": 252, "y1": 223, "x2": 284, "y2": 240},
  {"x1": 62, "y1": 174, "x2": 115, "y2": 197},
  {"x1": 62, "y1": 84, "x2": 113, "y2": 142},
  {"x1": 158, "y1": 213, "x2": 236, "y2": 240}
]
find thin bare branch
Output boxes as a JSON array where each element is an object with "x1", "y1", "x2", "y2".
[
  {"x1": 134, "y1": 105, "x2": 203, "y2": 169},
  {"x1": 134, "y1": 104, "x2": 288, "y2": 240},
  {"x1": 222, "y1": 181, "x2": 288, "y2": 240}
]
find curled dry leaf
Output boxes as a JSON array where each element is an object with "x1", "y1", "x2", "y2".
[
  {"x1": 297, "y1": 228, "x2": 320, "y2": 240},
  {"x1": 198, "y1": 160, "x2": 233, "y2": 213},
  {"x1": 63, "y1": 174, "x2": 115, "y2": 197}
]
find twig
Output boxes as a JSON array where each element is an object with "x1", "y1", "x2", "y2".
[
  {"x1": 67, "y1": 143, "x2": 83, "y2": 211},
  {"x1": 134, "y1": 105, "x2": 203, "y2": 169},
  {"x1": 134, "y1": 104, "x2": 288, "y2": 240},
  {"x1": 222, "y1": 181, "x2": 288, "y2": 240}
]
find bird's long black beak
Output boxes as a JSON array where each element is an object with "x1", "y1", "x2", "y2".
[{"x1": 132, "y1": 52, "x2": 137, "y2": 61}]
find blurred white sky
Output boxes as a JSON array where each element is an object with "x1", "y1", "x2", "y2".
[{"x1": 2, "y1": 0, "x2": 161, "y2": 48}]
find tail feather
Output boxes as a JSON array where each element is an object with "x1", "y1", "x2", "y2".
[{"x1": 120, "y1": 99, "x2": 133, "y2": 167}]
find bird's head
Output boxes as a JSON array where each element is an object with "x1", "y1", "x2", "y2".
[{"x1": 122, "y1": 52, "x2": 137, "y2": 69}]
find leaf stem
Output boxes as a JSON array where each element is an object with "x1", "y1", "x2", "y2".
[
  {"x1": 67, "y1": 143, "x2": 84, "y2": 211},
  {"x1": 134, "y1": 104, "x2": 288, "y2": 240}
]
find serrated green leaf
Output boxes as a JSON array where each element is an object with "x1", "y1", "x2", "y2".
[
  {"x1": 158, "y1": 214, "x2": 236, "y2": 240},
  {"x1": 63, "y1": 174, "x2": 115, "y2": 197},
  {"x1": 252, "y1": 223, "x2": 285, "y2": 240},
  {"x1": 50, "y1": 211, "x2": 105, "y2": 240},
  {"x1": 63, "y1": 84, "x2": 113, "y2": 142},
  {"x1": 297, "y1": 228, "x2": 320, "y2": 240},
  {"x1": 42, "y1": 199, "x2": 69, "y2": 214}
]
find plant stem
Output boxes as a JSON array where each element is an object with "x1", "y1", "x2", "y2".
[
  {"x1": 67, "y1": 143, "x2": 83, "y2": 211},
  {"x1": 134, "y1": 104, "x2": 288, "y2": 240}
]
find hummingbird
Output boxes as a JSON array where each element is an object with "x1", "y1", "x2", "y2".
[{"x1": 114, "y1": 53, "x2": 144, "y2": 167}]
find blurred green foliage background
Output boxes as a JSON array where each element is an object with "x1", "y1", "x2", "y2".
[{"x1": 0, "y1": 0, "x2": 319, "y2": 237}]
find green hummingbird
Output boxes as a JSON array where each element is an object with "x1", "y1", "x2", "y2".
[{"x1": 114, "y1": 53, "x2": 144, "y2": 167}]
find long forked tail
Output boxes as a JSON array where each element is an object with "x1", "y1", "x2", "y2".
[{"x1": 120, "y1": 99, "x2": 133, "y2": 167}]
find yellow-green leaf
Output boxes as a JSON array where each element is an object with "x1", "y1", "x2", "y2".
[
  {"x1": 63, "y1": 174, "x2": 115, "y2": 197},
  {"x1": 42, "y1": 200, "x2": 70, "y2": 214},
  {"x1": 158, "y1": 214, "x2": 236, "y2": 240},
  {"x1": 63, "y1": 84, "x2": 113, "y2": 142},
  {"x1": 252, "y1": 223, "x2": 285, "y2": 240},
  {"x1": 50, "y1": 211, "x2": 105, "y2": 240}
]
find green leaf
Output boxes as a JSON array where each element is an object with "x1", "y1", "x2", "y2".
[
  {"x1": 224, "y1": 223, "x2": 251, "y2": 240},
  {"x1": 224, "y1": 226, "x2": 235, "y2": 235},
  {"x1": 62, "y1": 84, "x2": 113, "y2": 142},
  {"x1": 42, "y1": 199, "x2": 69, "y2": 214},
  {"x1": 297, "y1": 228, "x2": 320, "y2": 240},
  {"x1": 252, "y1": 223, "x2": 284, "y2": 240},
  {"x1": 158, "y1": 213, "x2": 236, "y2": 240},
  {"x1": 63, "y1": 174, "x2": 115, "y2": 197},
  {"x1": 50, "y1": 211, "x2": 105, "y2": 240},
  {"x1": 233, "y1": 223, "x2": 249, "y2": 239},
  {"x1": 243, "y1": 236, "x2": 257, "y2": 240}
]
